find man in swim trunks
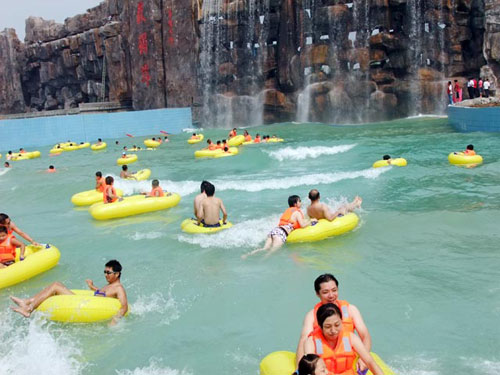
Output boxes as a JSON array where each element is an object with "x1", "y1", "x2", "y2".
[
  {"x1": 120, "y1": 165, "x2": 134, "y2": 179},
  {"x1": 194, "y1": 181, "x2": 209, "y2": 218},
  {"x1": 307, "y1": 189, "x2": 362, "y2": 221},
  {"x1": 242, "y1": 195, "x2": 310, "y2": 258},
  {"x1": 196, "y1": 182, "x2": 227, "y2": 227},
  {"x1": 10, "y1": 259, "x2": 128, "y2": 325},
  {"x1": 296, "y1": 273, "x2": 372, "y2": 373}
]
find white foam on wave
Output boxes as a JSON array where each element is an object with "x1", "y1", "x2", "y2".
[
  {"x1": 266, "y1": 144, "x2": 357, "y2": 161},
  {"x1": 0, "y1": 313, "x2": 84, "y2": 375},
  {"x1": 132, "y1": 285, "x2": 180, "y2": 325},
  {"x1": 114, "y1": 168, "x2": 386, "y2": 197},
  {"x1": 117, "y1": 359, "x2": 191, "y2": 375},
  {"x1": 461, "y1": 357, "x2": 500, "y2": 375},
  {"x1": 178, "y1": 215, "x2": 278, "y2": 249},
  {"x1": 182, "y1": 127, "x2": 203, "y2": 133},
  {"x1": 127, "y1": 231, "x2": 165, "y2": 240},
  {"x1": 390, "y1": 355, "x2": 438, "y2": 375}
]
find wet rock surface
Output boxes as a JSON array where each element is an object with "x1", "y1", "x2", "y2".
[{"x1": 0, "y1": 0, "x2": 498, "y2": 125}]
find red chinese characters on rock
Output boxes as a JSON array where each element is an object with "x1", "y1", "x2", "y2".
[
  {"x1": 167, "y1": 8, "x2": 174, "y2": 45},
  {"x1": 137, "y1": 1, "x2": 146, "y2": 25},
  {"x1": 138, "y1": 32, "x2": 148, "y2": 55},
  {"x1": 141, "y1": 64, "x2": 151, "y2": 87}
]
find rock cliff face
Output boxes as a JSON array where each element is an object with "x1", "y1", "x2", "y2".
[{"x1": 0, "y1": 0, "x2": 498, "y2": 126}]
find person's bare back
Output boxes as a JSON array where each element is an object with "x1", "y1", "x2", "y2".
[
  {"x1": 199, "y1": 196, "x2": 227, "y2": 225},
  {"x1": 194, "y1": 192, "x2": 207, "y2": 218},
  {"x1": 307, "y1": 201, "x2": 330, "y2": 220}
]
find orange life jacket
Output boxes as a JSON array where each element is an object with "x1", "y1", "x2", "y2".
[
  {"x1": 309, "y1": 327, "x2": 356, "y2": 375},
  {"x1": 97, "y1": 177, "x2": 106, "y2": 192},
  {"x1": 465, "y1": 149, "x2": 476, "y2": 156},
  {"x1": 278, "y1": 207, "x2": 303, "y2": 229},
  {"x1": 19, "y1": 150, "x2": 26, "y2": 154},
  {"x1": 0, "y1": 233, "x2": 17, "y2": 263},
  {"x1": 216, "y1": 144, "x2": 223, "y2": 149},
  {"x1": 208, "y1": 144, "x2": 216, "y2": 150},
  {"x1": 254, "y1": 137, "x2": 261, "y2": 143},
  {"x1": 245, "y1": 135, "x2": 252, "y2": 142},
  {"x1": 312, "y1": 300, "x2": 355, "y2": 333},
  {"x1": 229, "y1": 130, "x2": 236, "y2": 138},
  {"x1": 191, "y1": 135, "x2": 198, "y2": 140},
  {"x1": 149, "y1": 186, "x2": 165, "y2": 197},
  {"x1": 103, "y1": 185, "x2": 118, "y2": 203},
  {"x1": 47, "y1": 169, "x2": 56, "y2": 173}
]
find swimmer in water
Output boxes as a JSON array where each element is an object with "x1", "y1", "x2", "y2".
[
  {"x1": 0, "y1": 226, "x2": 26, "y2": 269},
  {"x1": 0, "y1": 213, "x2": 40, "y2": 246},
  {"x1": 307, "y1": 190, "x2": 362, "y2": 222},
  {"x1": 10, "y1": 260, "x2": 128, "y2": 325},
  {"x1": 120, "y1": 165, "x2": 134, "y2": 179},
  {"x1": 4, "y1": 162, "x2": 10, "y2": 168},
  {"x1": 46, "y1": 165, "x2": 56, "y2": 173},
  {"x1": 96, "y1": 138, "x2": 103, "y2": 145},
  {"x1": 382, "y1": 154, "x2": 391, "y2": 164},
  {"x1": 196, "y1": 182, "x2": 227, "y2": 227},
  {"x1": 242, "y1": 195, "x2": 311, "y2": 258}
]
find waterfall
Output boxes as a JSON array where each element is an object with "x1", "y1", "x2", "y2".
[{"x1": 407, "y1": 0, "x2": 425, "y2": 116}]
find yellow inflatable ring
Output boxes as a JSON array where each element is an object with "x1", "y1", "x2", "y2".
[
  {"x1": 126, "y1": 169, "x2": 151, "y2": 181},
  {"x1": 77, "y1": 142, "x2": 90, "y2": 149},
  {"x1": 181, "y1": 218, "x2": 233, "y2": 234},
  {"x1": 37, "y1": 290, "x2": 125, "y2": 323},
  {"x1": 144, "y1": 139, "x2": 161, "y2": 148},
  {"x1": 117, "y1": 154, "x2": 138, "y2": 165},
  {"x1": 50, "y1": 147, "x2": 64, "y2": 154},
  {"x1": 287, "y1": 213, "x2": 359, "y2": 243},
  {"x1": 11, "y1": 151, "x2": 41, "y2": 161},
  {"x1": 260, "y1": 351, "x2": 394, "y2": 375},
  {"x1": 187, "y1": 134, "x2": 204, "y2": 144},
  {"x1": 91, "y1": 142, "x2": 107, "y2": 151},
  {"x1": 266, "y1": 138, "x2": 284, "y2": 143},
  {"x1": 71, "y1": 188, "x2": 124, "y2": 206},
  {"x1": 372, "y1": 158, "x2": 407, "y2": 168},
  {"x1": 194, "y1": 147, "x2": 238, "y2": 158},
  {"x1": 89, "y1": 193, "x2": 181, "y2": 220},
  {"x1": 228, "y1": 135, "x2": 245, "y2": 146},
  {"x1": 0, "y1": 244, "x2": 61, "y2": 290},
  {"x1": 448, "y1": 152, "x2": 483, "y2": 165},
  {"x1": 213, "y1": 148, "x2": 239, "y2": 158},
  {"x1": 63, "y1": 144, "x2": 79, "y2": 151}
]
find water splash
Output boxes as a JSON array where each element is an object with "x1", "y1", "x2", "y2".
[
  {"x1": 116, "y1": 358, "x2": 191, "y2": 375},
  {"x1": 266, "y1": 144, "x2": 357, "y2": 161}
]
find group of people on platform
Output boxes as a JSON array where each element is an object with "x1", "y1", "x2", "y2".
[{"x1": 447, "y1": 77, "x2": 492, "y2": 105}]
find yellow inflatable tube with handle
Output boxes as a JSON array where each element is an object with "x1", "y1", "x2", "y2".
[
  {"x1": 91, "y1": 142, "x2": 107, "y2": 151},
  {"x1": 260, "y1": 351, "x2": 394, "y2": 375},
  {"x1": 117, "y1": 154, "x2": 138, "y2": 165},
  {"x1": 194, "y1": 147, "x2": 238, "y2": 158},
  {"x1": 188, "y1": 134, "x2": 204, "y2": 144},
  {"x1": 89, "y1": 193, "x2": 181, "y2": 220},
  {"x1": 181, "y1": 218, "x2": 233, "y2": 234},
  {"x1": 266, "y1": 138, "x2": 284, "y2": 143},
  {"x1": 0, "y1": 244, "x2": 61, "y2": 290},
  {"x1": 144, "y1": 139, "x2": 161, "y2": 148},
  {"x1": 372, "y1": 158, "x2": 407, "y2": 168},
  {"x1": 287, "y1": 213, "x2": 359, "y2": 243},
  {"x1": 228, "y1": 135, "x2": 245, "y2": 146},
  {"x1": 71, "y1": 188, "x2": 124, "y2": 206},
  {"x1": 11, "y1": 151, "x2": 41, "y2": 161},
  {"x1": 36, "y1": 290, "x2": 125, "y2": 323},
  {"x1": 213, "y1": 147, "x2": 239, "y2": 158},
  {"x1": 448, "y1": 152, "x2": 483, "y2": 165},
  {"x1": 77, "y1": 142, "x2": 90, "y2": 149},
  {"x1": 126, "y1": 169, "x2": 151, "y2": 181}
]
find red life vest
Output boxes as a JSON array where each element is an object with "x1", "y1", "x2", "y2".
[
  {"x1": 313, "y1": 300, "x2": 355, "y2": 333},
  {"x1": 0, "y1": 233, "x2": 17, "y2": 263},
  {"x1": 464, "y1": 149, "x2": 476, "y2": 156},
  {"x1": 103, "y1": 185, "x2": 118, "y2": 203},
  {"x1": 245, "y1": 135, "x2": 252, "y2": 142},
  {"x1": 229, "y1": 130, "x2": 236, "y2": 138},
  {"x1": 97, "y1": 177, "x2": 106, "y2": 192},
  {"x1": 208, "y1": 144, "x2": 217, "y2": 150},
  {"x1": 309, "y1": 327, "x2": 356, "y2": 375},
  {"x1": 149, "y1": 186, "x2": 165, "y2": 197},
  {"x1": 278, "y1": 207, "x2": 303, "y2": 229},
  {"x1": 254, "y1": 137, "x2": 261, "y2": 143}
]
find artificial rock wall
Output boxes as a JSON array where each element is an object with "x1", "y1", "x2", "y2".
[{"x1": 0, "y1": 0, "x2": 499, "y2": 126}]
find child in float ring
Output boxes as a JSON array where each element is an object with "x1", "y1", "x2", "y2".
[
  {"x1": 304, "y1": 304, "x2": 384, "y2": 375},
  {"x1": 0, "y1": 213, "x2": 40, "y2": 246},
  {"x1": 294, "y1": 354, "x2": 328, "y2": 375}
]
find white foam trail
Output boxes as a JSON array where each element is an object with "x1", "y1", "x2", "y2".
[
  {"x1": 131, "y1": 286, "x2": 180, "y2": 325},
  {"x1": 117, "y1": 359, "x2": 191, "y2": 375},
  {"x1": 178, "y1": 215, "x2": 278, "y2": 249},
  {"x1": 182, "y1": 127, "x2": 203, "y2": 133},
  {"x1": 0, "y1": 314, "x2": 84, "y2": 375},
  {"x1": 390, "y1": 356, "x2": 438, "y2": 375},
  {"x1": 462, "y1": 357, "x2": 500, "y2": 375},
  {"x1": 127, "y1": 231, "x2": 165, "y2": 240},
  {"x1": 114, "y1": 168, "x2": 386, "y2": 197},
  {"x1": 0, "y1": 168, "x2": 11, "y2": 176},
  {"x1": 266, "y1": 144, "x2": 357, "y2": 161}
]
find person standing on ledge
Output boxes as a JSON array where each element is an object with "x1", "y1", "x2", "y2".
[
  {"x1": 447, "y1": 81, "x2": 453, "y2": 105},
  {"x1": 483, "y1": 78, "x2": 490, "y2": 98}
]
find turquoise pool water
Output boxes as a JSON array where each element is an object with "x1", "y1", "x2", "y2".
[{"x1": 1, "y1": 117, "x2": 499, "y2": 375}]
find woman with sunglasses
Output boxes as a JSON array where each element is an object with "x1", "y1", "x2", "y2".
[
  {"x1": 0, "y1": 213, "x2": 40, "y2": 246},
  {"x1": 10, "y1": 260, "x2": 128, "y2": 325}
]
